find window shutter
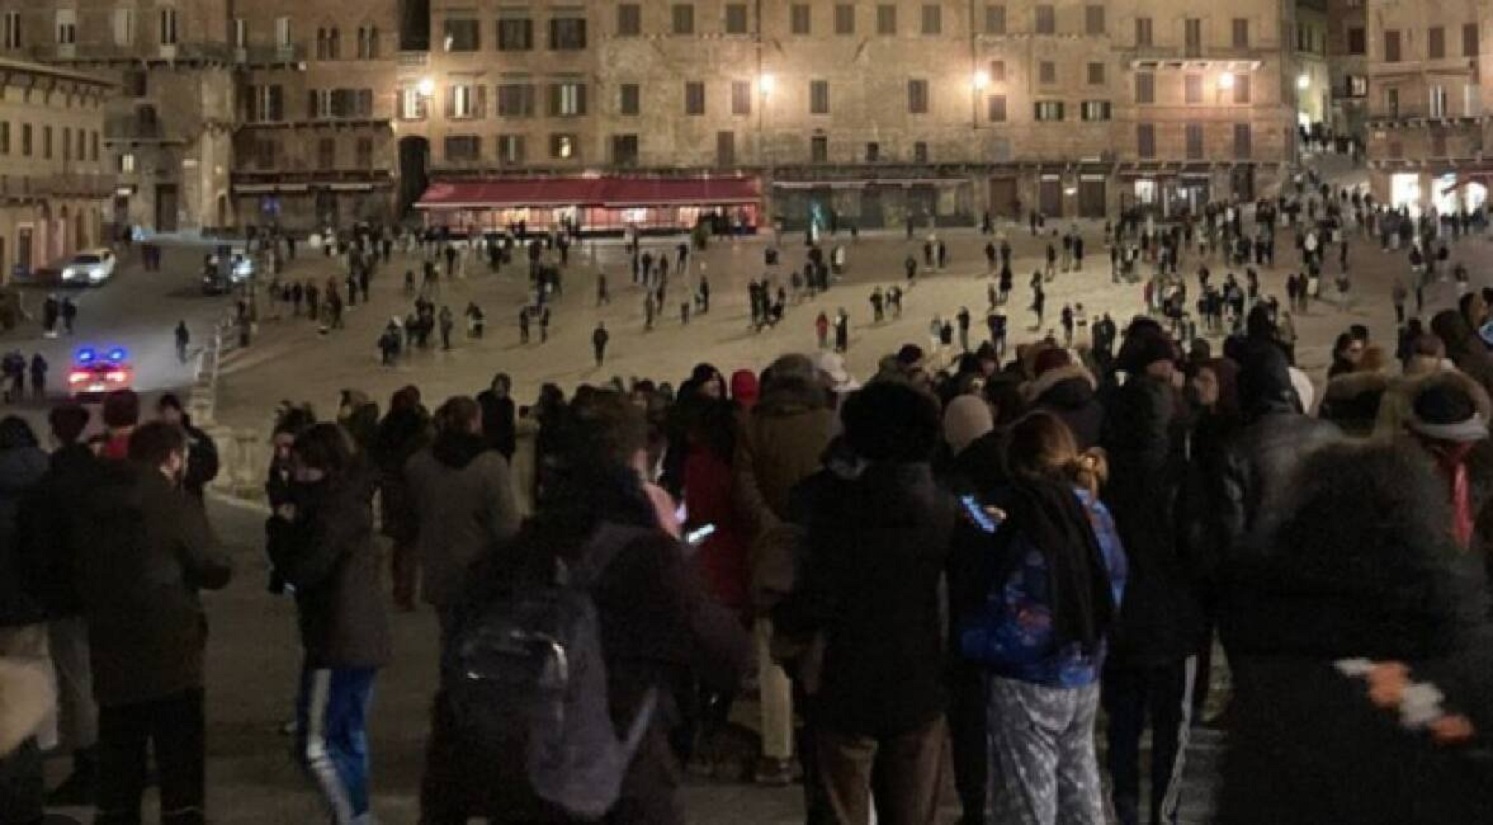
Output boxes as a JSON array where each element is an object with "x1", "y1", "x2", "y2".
[{"x1": 476, "y1": 85, "x2": 487, "y2": 117}]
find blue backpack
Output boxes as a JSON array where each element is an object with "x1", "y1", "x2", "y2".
[{"x1": 430, "y1": 523, "x2": 659, "y2": 821}]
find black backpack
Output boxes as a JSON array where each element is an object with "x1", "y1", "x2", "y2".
[{"x1": 425, "y1": 523, "x2": 659, "y2": 822}]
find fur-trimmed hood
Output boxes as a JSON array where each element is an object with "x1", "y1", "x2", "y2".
[{"x1": 1021, "y1": 363, "x2": 1098, "y2": 407}]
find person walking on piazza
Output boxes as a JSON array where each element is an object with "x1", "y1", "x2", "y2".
[{"x1": 593, "y1": 322, "x2": 611, "y2": 368}]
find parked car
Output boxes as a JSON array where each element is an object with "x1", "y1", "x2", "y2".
[{"x1": 60, "y1": 249, "x2": 118, "y2": 286}]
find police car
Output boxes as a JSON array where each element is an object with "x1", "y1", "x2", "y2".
[{"x1": 68, "y1": 347, "x2": 133, "y2": 398}]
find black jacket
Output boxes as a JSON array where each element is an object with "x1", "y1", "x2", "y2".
[
  {"x1": 776, "y1": 462, "x2": 954, "y2": 737},
  {"x1": 1184, "y1": 410, "x2": 1340, "y2": 583},
  {"x1": 180, "y1": 418, "x2": 220, "y2": 499},
  {"x1": 1025, "y1": 364, "x2": 1105, "y2": 450},
  {"x1": 477, "y1": 391, "x2": 517, "y2": 459},
  {"x1": 1099, "y1": 374, "x2": 1204, "y2": 664},
  {"x1": 267, "y1": 471, "x2": 392, "y2": 669},
  {"x1": 0, "y1": 444, "x2": 48, "y2": 627},
  {"x1": 75, "y1": 464, "x2": 232, "y2": 706},
  {"x1": 14, "y1": 444, "x2": 100, "y2": 619}
]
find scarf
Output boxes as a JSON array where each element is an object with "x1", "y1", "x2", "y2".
[
  {"x1": 1430, "y1": 441, "x2": 1477, "y2": 549},
  {"x1": 1003, "y1": 477, "x2": 1115, "y2": 653}
]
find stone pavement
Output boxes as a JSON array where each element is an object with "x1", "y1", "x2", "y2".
[
  {"x1": 43, "y1": 496, "x2": 1222, "y2": 825},
  {"x1": 216, "y1": 156, "x2": 1479, "y2": 439}
]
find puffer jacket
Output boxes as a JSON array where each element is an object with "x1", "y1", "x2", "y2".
[{"x1": 0, "y1": 445, "x2": 48, "y2": 628}]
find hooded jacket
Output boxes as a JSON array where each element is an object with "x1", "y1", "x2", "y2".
[
  {"x1": 404, "y1": 432, "x2": 521, "y2": 607},
  {"x1": 1318, "y1": 371, "x2": 1391, "y2": 437},
  {"x1": 1024, "y1": 363, "x2": 1105, "y2": 450}
]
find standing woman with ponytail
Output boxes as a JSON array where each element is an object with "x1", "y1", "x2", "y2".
[{"x1": 959, "y1": 412, "x2": 1127, "y2": 824}]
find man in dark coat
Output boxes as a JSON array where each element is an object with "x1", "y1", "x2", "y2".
[
  {"x1": 1024, "y1": 348, "x2": 1105, "y2": 450},
  {"x1": 75, "y1": 422, "x2": 232, "y2": 825},
  {"x1": 1098, "y1": 323, "x2": 1203, "y2": 825},
  {"x1": 775, "y1": 382, "x2": 954, "y2": 825}
]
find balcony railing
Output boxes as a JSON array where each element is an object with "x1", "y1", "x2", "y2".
[{"x1": 0, "y1": 173, "x2": 118, "y2": 199}]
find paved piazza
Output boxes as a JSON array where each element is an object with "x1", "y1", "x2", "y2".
[{"x1": 2, "y1": 156, "x2": 1471, "y2": 824}]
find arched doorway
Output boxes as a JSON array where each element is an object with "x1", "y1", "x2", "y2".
[{"x1": 397, "y1": 136, "x2": 430, "y2": 220}]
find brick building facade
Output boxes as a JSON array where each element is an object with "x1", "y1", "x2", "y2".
[
  {"x1": 1, "y1": 1, "x2": 1326, "y2": 233},
  {"x1": 1362, "y1": 0, "x2": 1490, "y2": 215}
]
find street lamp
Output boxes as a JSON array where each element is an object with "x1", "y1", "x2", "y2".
[
  {"x1": 973, "y1": 70, "x2": 990, "y2": 91},
  {"x1": 758, "y1": 73, "x2": 775, "y2": 96},
  {"x1": 1297, "y1": 73, "x2": 1310, "y2": 91},
  {"x1": 416, "y1": 76, "x2": 435, "y2": 98},
  {"x1": 1218, "y1": 72, "x2": 1235, "y2": 90}
]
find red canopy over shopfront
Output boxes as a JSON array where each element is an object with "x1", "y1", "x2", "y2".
[{"x1": 416, "y1": 176, "x2": 761, "y2": 233}]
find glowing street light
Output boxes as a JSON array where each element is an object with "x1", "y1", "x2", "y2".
[
  {"x1": 1297, "y1": 73, "x2": 1311, "y2": 90},
  {"x1": 973, "y1": 70, "x2": 991, "y2": 90},
  {"x1": 416, "y1": 76, "x2": 435, "y2": 97},
  {"x1": 758, "y1": 74, "x2": 776, "y2": 95},
  {"x1": 1218, "y1": 72, "x2": 1235, "y2": 90}
]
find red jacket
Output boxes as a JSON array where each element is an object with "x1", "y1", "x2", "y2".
[{"x1": 683, "y1": 446, "x2": 750, "y2": 619}]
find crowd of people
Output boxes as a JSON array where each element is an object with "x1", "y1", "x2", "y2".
[{"x1": 5, "y1": 257, "x2": 1492, "y2": 824}]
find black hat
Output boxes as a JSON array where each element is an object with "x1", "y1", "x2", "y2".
[
  {"x1": 842, "y1": 381, "x2": 941, "y2": 463},
  {"x1": 1409, "y1": 382, "x2": 1488, "y2": 442}
]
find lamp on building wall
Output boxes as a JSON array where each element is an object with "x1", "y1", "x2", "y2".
[
  {"x1": 758, "y1": 74, "x2": 776, "y2": 96},
  {"x1": 1297, "y1": 74, "x2": 1311, "y2": 91},
  {"x1": 1218, "y1": 72, "x2": 1236, "y2": 90},
  {"x1": 416, "y1": 77, "x2": 435, "y2": 98},
  {"x1": 973, "y1": 70, "x2": 990, "y2": 91}
]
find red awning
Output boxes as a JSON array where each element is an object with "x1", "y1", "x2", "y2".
[{"x1": 417, "y1": 177, "x2": 760, "y2": 209}]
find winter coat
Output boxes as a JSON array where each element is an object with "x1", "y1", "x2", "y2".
[
  {"x1": 425, "y1": 469, "x2": 750, "y2": 824},
  {"x1": 1317, "y1": 371, "x2": 1390, "y2": 437},
  {"x1": 13, "y1": 444, "x2": 98, "y2": 619},
  {"x1": 775, "y1": 462, "x2": 955, "y2": 737},
  {"x1": 1431, "y1": 310, "x2": 1493, "y2": 399},
  {"x1": 476, "y1": 390, "x2": 517, "y2": 459},
  {"x1": 75, "y1": 464, "x2": 232, "y2": 706},
  {"x1": 1099, "y1": 374, "x2": 1205, "y2": 665},
  {"x1": 404, "y1": 432, "x2": 521, "y2": 608},
  {"x1": 179, "y1": 418, "x2": 220, "y2": 499},
  {"x1": 0, "y1": 445, "x2": 48, "y2": 628},
  {"x1": 267, "y1": 471, "x2": 392, "y2": 669},
  {"x1": 960, "y1": 487, "x2": 1126, "y2": 688},
  {"x1": 683, "y1": 445, "x2": 750, "y2": 617},
  {"x1": 733, "y1": 380, "x2": 835, "y2": 613},
  {"x1": 1184, "y1": 410, "x2": 1341, "y2": 582},
  {"x1": 372, "y1": 407, "x2": 430, "y2": 543},
  {"x1": 1024, "y1": 364, "x2": 1105, "y2": 450},
  {"x1": 1218, "y1": 443, "x2": 1493, "y2": 824}
]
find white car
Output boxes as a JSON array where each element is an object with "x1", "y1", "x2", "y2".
[{"x1": 60, "y1": 249, "x2": 117, "y2": 286}]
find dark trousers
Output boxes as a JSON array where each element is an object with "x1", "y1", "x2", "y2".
[
  {"x1": 96, "y1": 689, "x2": 206, "y2": 825},
  {"x1": 947, "y1": 662, "x2": 987, "y2": 823},
  {"x1": 0, "y1": 737, "x2": 44, "y2": 824},
  {"x1": 816, "y1": 716, "x2": 947, "y2": 825},
  {"x1": 1102, "y1": 658, "x2": 1196, "y2": 825}
]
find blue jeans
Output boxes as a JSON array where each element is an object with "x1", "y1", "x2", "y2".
[{"x1": 296, "y1": 666, "x2": 377, "y2": 824}]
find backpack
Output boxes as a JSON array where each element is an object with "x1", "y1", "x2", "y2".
[{"x1": 429, "y1": 523, "x2": 659, "y2": 821}]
